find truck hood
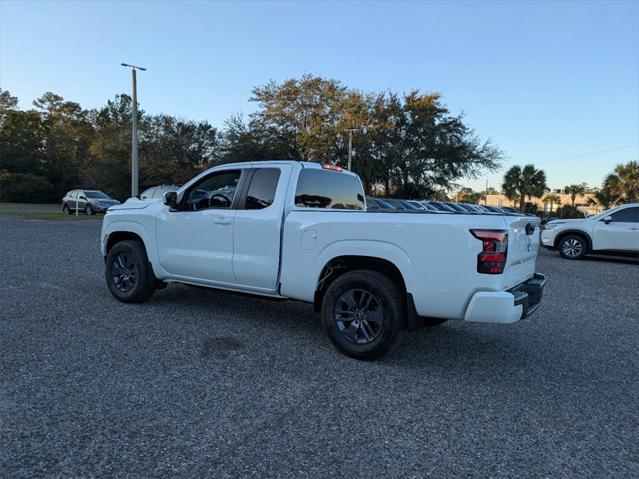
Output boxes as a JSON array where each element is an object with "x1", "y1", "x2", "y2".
[
  {"x1": 108, "y1": 200, "x2": 154, "y2": 211},
  {"x1": 546, "y1": 218, "x2": 586, "y2": 226}
]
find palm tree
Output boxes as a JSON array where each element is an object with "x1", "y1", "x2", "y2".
[
  {"x1": 502, "y1": 164, "x2": 547, "y2": 211},
  {"x1": 609, "y1": 161, "x2": 639, "y2": 203},
  {"x1": 586, "y1": 184, "x2": 618, "y2": 210},
  {"x1": 544, "y1": 192, "x2": 561, "y2": 212},
  {"x1": 563, "y1": 183, "x2": 586, "y2": 207}
]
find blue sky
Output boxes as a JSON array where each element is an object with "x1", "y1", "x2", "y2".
[{"x1": 1, "y1": 0, "x2": 638, "y2": 191}]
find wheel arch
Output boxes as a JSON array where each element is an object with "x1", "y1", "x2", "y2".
[
  {"x1": 312, "y1": 254, "x2": 409, "y2": 311},
  {"x1": 105, "y1": 231, "x2": 146, "y2": 255},
  {"x1": 102, "y1": 220, "x2": 162, "y2": 278},
  {"x1": 312, "y1": 254, "x2": 421, "y2": 331}
]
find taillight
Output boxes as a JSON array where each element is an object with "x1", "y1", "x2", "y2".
[
  {"x1": 321, "y1": 163, "x2": 343, "y2": 172},
  {"x1": 470, "y1": 229, "x2": 508, "y2": 274}
]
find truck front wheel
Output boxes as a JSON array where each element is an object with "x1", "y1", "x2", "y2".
[
  {"x1": 321, "y1": 270, "x2": 407, "y2": 360},
  {"x1": 105, "y1": 240, "x2": 156, "y2": 303}
]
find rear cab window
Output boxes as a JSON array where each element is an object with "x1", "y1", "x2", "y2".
[{"x1": 294, "y1": 168, "x2": 365, "y2": 210}]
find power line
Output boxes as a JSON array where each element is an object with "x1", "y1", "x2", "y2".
[{"x1": 536, "y1": 143, "x2": 638, "y2": 166}]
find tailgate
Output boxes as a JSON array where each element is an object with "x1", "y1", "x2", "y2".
[{"x1": 501, "y1": 216, "x2": 541, "y2": 289}]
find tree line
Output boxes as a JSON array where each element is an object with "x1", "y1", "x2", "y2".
[
  {"x1": 457, "y1": 161, "x2": 639, "y2": 217},
  {"x1": 0, "y1": 75, "x2": 502, "y2": 202}
]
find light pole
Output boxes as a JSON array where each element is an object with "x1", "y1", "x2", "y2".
[
  {"x1": 121, "y1": 63, "x2": 146, "y2": 197},
  {"x1": 346, "y1": 128, "x2": 359, "y2": 171}
]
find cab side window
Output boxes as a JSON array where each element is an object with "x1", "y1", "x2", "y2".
[
  {"x1": 611, "y1": 207, "x2": 639, "y2": 223},
  {"x1": 245, "y1": 168, "x2": 280, "y2": 210},
  {"x1": 183, "y1": 170, "x2": 241, "y2": 211}
]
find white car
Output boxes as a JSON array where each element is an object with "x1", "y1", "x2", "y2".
[
  {"x1": 100, "y1": 161, "x2": 545, "y2": 359},
  {"x1": 541, "y1": 204, "x2": 639, "y2": 259}
]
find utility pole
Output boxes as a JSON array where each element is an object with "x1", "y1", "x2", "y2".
[
  {"x1": 485, "y1": 179, "x2": 489, "y2": 205},
  {"x1": 346, "y1": 128, "x2": 358, "y2": 171},
  {"x1": 121, "y1": 63, "x2": 146, "y2": 197}
]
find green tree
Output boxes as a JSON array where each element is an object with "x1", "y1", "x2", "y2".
[
  {"x1": 86, "y1": 94, "x2": 137, "y2": 200},
  {"x1": 555, "y1": 204, "x2": 583, "y2": 219},
  {"x1": 141, "y1": 114, "x2": 219, "y2": 186},
  {"x1": 544, "y1": 192, "x2": 561, "y2": 212},
  {"x1": 0, "y1": 171, "x2": 55, "y2": 203},
  {"x1": 0, "y1": 88, "x2": 18, "y2": 112},
  {"x1": 605, "y1": 161, "x2": 639, "y2": 203},
  {"x1": 33, "y1": 92, "x2": 94, "y2": 198},
  {"x1": 244, "y1": 76, "x2": 502, "y2": 198},
  {"x1": 0, "y1": 108, "x2": 46, "y2": 176},
  {"x1": 456, "y1": 187, "x2": 485, "y2": 204},
  {"x1": 249, "y1": 75, "x2": 349, "y2": 162},
  {"x1": 502, "y1": 164, "x2": 547, "y2": 211},
  {"x1": 586, "y1": 182, "x2": 618, "y2": 210},
  {"x1": 563, "y1": 183, "x2": 586, "y2": 207}
]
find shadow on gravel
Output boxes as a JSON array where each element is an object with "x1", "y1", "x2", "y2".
[
  {"x1": 581, "y1": 255, "x2": 639, "y2": 266},
  {"x1": 201, "y1": 337, "x2": 244, "y2": 359}
]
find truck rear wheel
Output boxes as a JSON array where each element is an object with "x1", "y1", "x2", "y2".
[
  {"x1": 321, "y1": 270, "x2": 407, "y2": 360},
  {"x1": 105, "y1": 240, "x2": 156, "y2": 303}
]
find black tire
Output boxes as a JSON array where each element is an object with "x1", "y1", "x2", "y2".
[
  {"x1": 86, "y1": 205, "x2": 95, "y2": 216},
  {"x1": 422, "y1": 317, "x2": 448, "y2": 327},
  {"x1": 105, "y1": 240, "x2": 156, "y2": 303},
  {"x1": 558, "y1": 234, "x2": 587, "y2": 260},
  {"x1": 321, "y1": 270, "x2": 407, "y2": 360},
  {"x1": 62, "y1": 204, "x2": 71, "y2": 215}
]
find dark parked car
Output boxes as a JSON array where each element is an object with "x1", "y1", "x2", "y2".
[
  {"x1": 426, "y1": 201, "x2": 457, "y2": 212},
  {"x1": 380, "y1": 198, "x2": 407, "y2": 210},
  {"x1": 443, "y1": 202, "x2": 473, "y2": 213},
  {"x1": 62, "y1": 190, "x2": 120, "y2": 215}
]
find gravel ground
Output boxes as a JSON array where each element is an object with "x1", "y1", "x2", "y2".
[{"x1": 1, "y1": 217, "x2": 637, "y2": 478}]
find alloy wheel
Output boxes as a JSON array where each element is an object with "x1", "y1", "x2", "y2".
[
  {"x1": 334, "y1": 288, "x2": 384, "y2": 344},
  {"x1": 111, "y1": 252, "x2": 138, "y2": 293},
  {"x1": 561, "y1": 238, "x2": 583, "y2": 257}
]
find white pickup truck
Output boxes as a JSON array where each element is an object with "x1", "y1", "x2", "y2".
[{"x1": 101, "y1": 161, "x2": 545, "y2": 359}]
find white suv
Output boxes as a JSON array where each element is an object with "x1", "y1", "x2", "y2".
[{"x1": 541, "y1": 203, "x2": 639, "y2": 259}]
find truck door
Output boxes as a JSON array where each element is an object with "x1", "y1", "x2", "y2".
[
  {"x1": 156, "y1": 169, "x2": 243, "y2": 284},
  {"x1": 232, "y1": 165, "x2": 291, "y2": 291}
]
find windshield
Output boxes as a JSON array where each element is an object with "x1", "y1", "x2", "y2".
[
  {"x1": 85, "y1": 191, "x2": 109, "y2": 199},
  {"x1": 587, "y1": 207, "x2": 619, "y2": 221}
]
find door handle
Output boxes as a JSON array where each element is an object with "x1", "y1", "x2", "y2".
[
  {"x1": 213, "y1": 217, "x2": 232, "y2": 225},
  {"x1": 630, "y1": 227, "x2": 639, "y2": 231}
]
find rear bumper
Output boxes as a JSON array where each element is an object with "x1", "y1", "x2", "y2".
[{"x1": 464, "y1": 273, "x2": 546, "y2": 324}]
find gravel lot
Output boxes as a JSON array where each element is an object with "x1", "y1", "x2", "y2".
[{"x1": 1, "y1": 217, "x2": 637, "y2": 478}]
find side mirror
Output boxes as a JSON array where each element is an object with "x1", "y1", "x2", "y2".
[
  {"x1": 602, "y1": 215, "x2": 613, "y2": 224},
  {"x1": 79, "y1": 195, "x2": 86, "y2": 200},
  {"x1": 164, "y1": 191, "x2": 178, "y2": 209}
]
